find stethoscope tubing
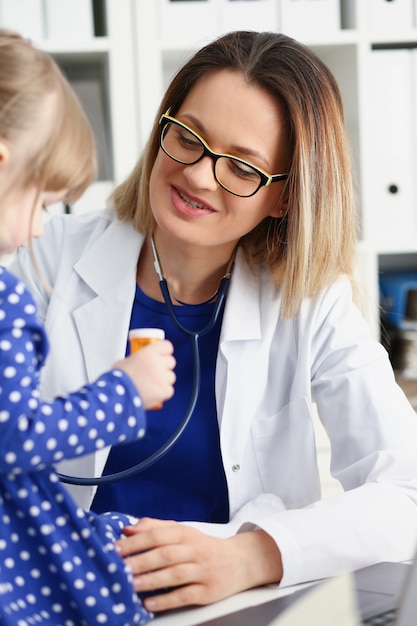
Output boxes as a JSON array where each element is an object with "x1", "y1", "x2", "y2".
[{"x1": 58, "y1": 275, "x2": 230, "y2": 486}]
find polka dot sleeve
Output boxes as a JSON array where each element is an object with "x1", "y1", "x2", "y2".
[{"x1": 0, "y1": 268, "x2": 147, "y2": 475}]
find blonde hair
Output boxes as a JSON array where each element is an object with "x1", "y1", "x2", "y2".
[
  {"x1": 0, "y1": 29, "x2": 96, "y2": 203},
  {"x1": 111, "y1": 31, "x2": 358, "y2": 318}
]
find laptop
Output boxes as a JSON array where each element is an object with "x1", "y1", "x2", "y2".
[{"x1": 193, "y1": 557, "x2": 417, "y2": 626}]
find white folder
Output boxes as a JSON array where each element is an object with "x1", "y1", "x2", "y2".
[
  {"x1": 0, "y1": 0, "x2": 45, "y2": 41},
  {"x1": 44, "y1": 0, "x2": 94, "y2": 40},
  {"x1": 279, "y1": 0, "x2": 340, "y2": 37},
  {"x1": 368, "y1": 0, "x2": 414, "y2": 31},
  {"x1": 369, "y1": 49, "x2": 417, "y2": 248},
  {"x1": 220, "y1": 0, "x2": 279, "y2": 34}
]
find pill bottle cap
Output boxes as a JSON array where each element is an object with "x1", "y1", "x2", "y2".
[{"x1": 128, "y1": 328, "x2": 165, "y2": 340}]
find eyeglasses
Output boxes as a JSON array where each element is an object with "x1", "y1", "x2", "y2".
[{"x1": 159, "y1": 111, "x2": 289, "y2": 198}]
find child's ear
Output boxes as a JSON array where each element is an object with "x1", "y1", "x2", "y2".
[{"x1": 0, "y1": 142, "x2": 10, "y2": 165}]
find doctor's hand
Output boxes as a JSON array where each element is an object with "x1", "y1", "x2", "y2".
[
  {"x1": 113, "y1": 340, "x2": 176, "y2": 410},
  {"x1": 115, "y1": 517, "x2": 283, "y2": 612}
]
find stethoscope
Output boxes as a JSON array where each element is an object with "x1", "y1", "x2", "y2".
[{"x1": 59, "y1": 236, "x2": 235, "y2": 486}]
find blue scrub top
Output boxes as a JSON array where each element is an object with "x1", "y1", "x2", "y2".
[{"x1": 92, "y1": 284, "x2": 230, "y2": 523}]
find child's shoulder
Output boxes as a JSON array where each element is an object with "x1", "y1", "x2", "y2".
[
  {"x1": 0, "y1": 266, "x2": 37, "y2": 316},
  {"x1": 0, "y1": 265, "x2": 31, "y2": 296}
]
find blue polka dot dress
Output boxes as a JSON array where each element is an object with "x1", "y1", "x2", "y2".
[{"x1": 0, "y1": 268, "x2": 152, "y2": 626}]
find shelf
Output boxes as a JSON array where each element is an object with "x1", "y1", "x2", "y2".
[
  {"x1": 371, "y1": 31, "x2": 417, "y2": 47},
  {"x1": 41, "y1": 37, "x2": 111, "y2": 60},
  {"x1": 377, "y1": 245, "x2": 417, "y2": 257}
]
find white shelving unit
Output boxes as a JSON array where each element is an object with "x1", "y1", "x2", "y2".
[
  {"x1": 3, "y1": 0, "x2": 417, "y2": 344},
  {"x1": 50, "y1": 0, "x2": 139, "y2": 214}
]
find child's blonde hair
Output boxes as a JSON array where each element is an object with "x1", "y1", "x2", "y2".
[{"x1": 0, "y1": 29, "x2": 96, "y2": 203}]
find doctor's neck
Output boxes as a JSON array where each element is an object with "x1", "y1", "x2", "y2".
[{"x1": 137, "y1": 233, "x2": 237, "y2": 306}]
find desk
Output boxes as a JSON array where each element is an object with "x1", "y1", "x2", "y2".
[{"x1": 152, "y1": 582, "x2": 313, "y2": 626}]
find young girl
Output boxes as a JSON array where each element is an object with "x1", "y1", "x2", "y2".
[{"x1": 0, "y1": 30, "x2": 175, "y2": 625}]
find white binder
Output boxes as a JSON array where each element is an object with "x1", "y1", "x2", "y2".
[
  {"x1": 220, "y1": 0, "x2": 279, "y2": 34},
  {"x1": 369, "y1": 49, "x2": 417, "y2": 248},
  {"x1": 44, "y1": 0, "x2": 94, "y2": 40},
  {"x1": 0, "y1": 0, "x2": 45, "y2": 41},
  {"x1": 368, "y1": 0, "x2": 414, "y2": 31},
  {"x1": 279, "y1": 0, "x2": 340, "y2": 37}
]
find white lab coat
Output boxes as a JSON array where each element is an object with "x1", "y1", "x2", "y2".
[{"x1": 11, "y1": 207, "x2": 417, "y2": 587}]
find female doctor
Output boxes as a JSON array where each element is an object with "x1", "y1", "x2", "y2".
[{"x1": 11, "y1": 31, "x2": 417, "y2": 613}]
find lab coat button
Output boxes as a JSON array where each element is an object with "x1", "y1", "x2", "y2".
[{"x1": 232, "y1": 464, "x2": 240, "y2": 472}]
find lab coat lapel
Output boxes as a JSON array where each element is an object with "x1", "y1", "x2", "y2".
[
  {"x1": 73, "y1": 219, "x2": 145, "y2": 382},
  {"x1": 217, "y1": 252, "x2": 271, "y2": 451},
  {"x1": 220, "y1": 249, "x2": 262, "y2": 342}
]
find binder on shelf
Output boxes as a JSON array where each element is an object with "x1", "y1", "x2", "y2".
[
  {"x1": 369, "y1": 49, "x2": 417, "y2": 247},
  {"x1": 220, "y1": 0, "x2": 279, "y2": 34},
  {"x1": 368, "y1": 0, "x2": 414, "y2": 31},
  {"x1": 279, "y1": 0, "x2": 340, "y2": 38},
  {"x1": 44, "y1": 0, "x2": 94, "y2": 40},
  {"x1": 0, "y1": 0, "x2": 45, "y2": 41},
  {"x1": 159, "y1": 0, "x2": 218, "y2": 46},
  {"x1": 339, "y1": 0, "x2": 357, "y2": 29},
  {"x1": 379, "y1": 270, "x2": 417, "y2": 330}
]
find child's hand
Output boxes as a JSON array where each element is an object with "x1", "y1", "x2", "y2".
[{"x1": 114, "y1": 340, "x2": 176, "y2": 409}]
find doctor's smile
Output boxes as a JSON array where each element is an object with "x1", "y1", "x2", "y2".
[{"x1": 172, "y1": 184, "x2": 216, "y2": 217}]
